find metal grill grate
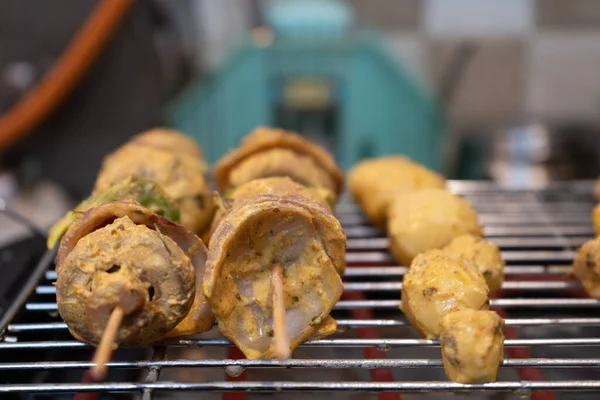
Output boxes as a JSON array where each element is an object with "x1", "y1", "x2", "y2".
[{"x1": 1, "y1": 180, "x2": 600, "y2": 398}]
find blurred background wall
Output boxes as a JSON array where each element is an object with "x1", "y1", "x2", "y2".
[{"x1": 190, "y1": 0, "x2": 600, "y2": 131}]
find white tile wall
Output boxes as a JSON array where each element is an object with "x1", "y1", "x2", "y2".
[
  {"x1": 385, "y1": 33, "x2": 426, "y2": 80},
  {"x1": 425, "y1": 0, "x2": 534, "y2": 37},
  {"x1": 526, "y1": 32, "x2": 600, "y2": 122}
]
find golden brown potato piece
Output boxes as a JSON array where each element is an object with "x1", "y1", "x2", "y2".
[
  {"x1": 214, "y1": 127, "x2": 344, "y2": 195},
  {"x1": 439, "y1": 310, "x2": 505, "y2": 383},
  {"x1": 443, "y1": 234, "x2": 504, "y2": 291},
  {"x1": 593, "y1": 204, "x2": 600, "y2": 236},
  {"x1": 348, "y1": 156, "x2": 446, "y2": 229},
  {"x1": 388, "y1": 188, "x2": 482, "y2": 266},
  {"x1": 572, "y1": 236, "x2": 600, "y2": 298},
  {"x1": 204, "y1": 195, "x2": 346, "y2": 359},
  {"x1": 130, "y1": 128, "x2": 204, "y2": 160},
  {"x1": 94, "y1": 144, "x2": 214, "y2": 235},
  {"x1": 401, "y1": 250, "x2": 489, "y2": 338}
]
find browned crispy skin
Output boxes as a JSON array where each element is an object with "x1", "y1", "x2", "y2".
[
  {"x1": 214, "y1": 127, "x2": 344, "y2": 195},
  {"x1": 56, "y1": 201, "x2": 213, "y2": 345},
  {"x1": 204, "y1": 195, "x2": 345, "y2": 359}
]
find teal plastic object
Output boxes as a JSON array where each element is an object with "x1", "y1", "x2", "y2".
[{"x1": 166, "y1": 33, "x2": 445, "y2": 172}]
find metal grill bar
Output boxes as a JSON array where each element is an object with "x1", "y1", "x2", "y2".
[
  {"x1": 23, "y1": 297, "x2": 600, "y2": 312},
  {"x1": 9, "y1": 317, "x2": 600, "y2": 333},
  {"x1": 3, "y1": 380, "x2": 600, "y2": 394},
  {"x1": 3, "y1": 337, "x2": 600, "y2": 350},
  {"x1": 32, "y1": 280, "x2": 583, "y2": 296},
  {"x1": 2, "y1": 358, "x2": 600, "y2": 370}
]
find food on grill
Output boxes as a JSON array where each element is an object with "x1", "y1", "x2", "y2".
[
  {"x1": 401, "y1": 250, "x2": 490, "y2": 338},
  {"x1": 94, "y1": 129, "x2": 214, "y2": 236},
  {"x1": 210, "y1": 177, "x2": 334, "y2": 237},
  {"x1": 214, "y1": 127, "x2": 344, "y2": 197},
  {"x1": 595, "y1": 179, "x2": 600, "y2": 201},
  {"x1": 439, "y1": 309, "x2": 505, "y2": 384},
  {"x1": 47, "y1": 175, "x2": 180, "y2": 249},
  {"x1": 55, "y1": 201, "x2": 213, "y2": 346},
  {"x1": 593, "y1": 204, "x2": 600, "y2": 236},
  {"x1": 388, "y1": 188, "x2": 482, "y2": 266},
  {"x1": 204, "y1": 194, "x2": 346, "y2": 359},
  {"x1": 348, "y1": 156, "x2": 446, "y2": 229},
  {"x1": 130, "y1": 127, "x2": 205, "y2": 162},
  {"x1": 443, "y1": 234, "x2": 505, "y2": 291},
  {"x1": 572, "y1": 236, "x2": 600, "y2": 298}
]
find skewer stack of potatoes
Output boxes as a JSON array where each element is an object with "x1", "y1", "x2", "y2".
[{"x1": 348, "y1": 157, "x2": 506, "y2": 384}]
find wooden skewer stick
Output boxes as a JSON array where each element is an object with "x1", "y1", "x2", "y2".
[
  {"x1": 90, "y1": 306, "x2": 124, "y2": 380},
  {"x1": 272, "y1": 264, "x2": 290, "y2": 360}
]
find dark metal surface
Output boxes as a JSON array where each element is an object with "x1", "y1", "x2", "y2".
[{"x1": 0, "y1": 180, "x2": 599, "y2": 398}]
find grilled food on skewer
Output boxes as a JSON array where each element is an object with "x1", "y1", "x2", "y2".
[
  {"x1": 348, "y1": 156, "x2": 445, "y2": 229},
  {"x1": 94, "y1": 129, "x2": 214, "y2": 236},
  {"x1": 388, "y1": 188, "x2": 482, "y2": 266},
  {"x1": 439, "y1": 309, "x2": 505, "y2": 383},
  {"x1": 204, "y1": 195, "x2": 345, "y2": 359},
  {"x1": 443, "y1": 234, "x2": 505, "y2": 291},
  {"x1": 47, "y1": 175, "x2": 179, "y2": 249},
  {"x1": 130, "y1": 127, "x2": 205, "y2": 162},
  {"x1": 214, "y1": 127, "x2": 344, "y2": 197},
  {"x1": 56, "y1": 201, "x2": 213, "y2": 345},
  {"x1": 572, "y1": 236, "x2": 600, "y2": 298},
  {"x1": 401, "y1": 250, "x2": 489, "y2": 338},
  {"x1": 210, "y1": 177, "x2": 334, "y2": 237}
]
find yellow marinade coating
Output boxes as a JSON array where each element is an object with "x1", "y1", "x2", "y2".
[
  {"x1": 348, "y1": 156, "x2": 446, "y2": 229},
  {"x1": 439, "y1": 309, "x2": 505, "y2": 384},
  {"x1": 388, "y1": 188, "x2": 482, "y2": 266},
  {"x1": 443, "y1": 234, "x2": 505, "y2": 291},
  {"x1": 400, "y1": 249, "x2": 489, "y2": 338},
  {"x1": 572, "y1": 236, "x2": 600, "y2": 299}
]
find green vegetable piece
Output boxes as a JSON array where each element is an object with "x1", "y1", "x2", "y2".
[{"x1": 47, "y1": 175, "x2": 180, "y2": 249}]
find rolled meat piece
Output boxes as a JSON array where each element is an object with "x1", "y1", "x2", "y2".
[
  {"x1": 210, "y1": 177, "x2": 334, "y2": 239},
  {"x1": 47, "y1": 175, "x2": 180, "y2": 249},
  {"x1": 572, "y1": 236, "x2": 600, "y2": 298},
  {"x1": 439, "y1": 309, "x2": 505, "y2": 383},
  {"x1": 401, "y1": 249, "x2": 489, "y2": 338},
  {"x1": 56, "y1": 201, "x2": 213, "y2": 345},
  {"x1": 348, "y1": 156, "x2": 446, "y2": 229},
  {"x1": 204, "y1": 195, "x2": 346, "y2": 359},
  {"x1": 94, "y1": 143, "x2": 214, "y2": 236},
  {"x1": 443, "y1": 234, "x2": 505, "y2": 291},
  {"x1": 129, "y1": 127, "x2": 204, "y2": 161},
  {"x1": 214, "y1": 127, "x2": 344, "y2": 197},
  {"x1": 595, "y1": 179, "x2": 600, "y2": 201},
  {"x1": 388, "y1": 188, "x2": 482, "y2": 266}
]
